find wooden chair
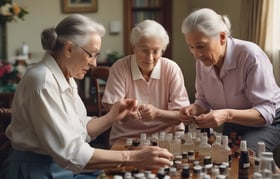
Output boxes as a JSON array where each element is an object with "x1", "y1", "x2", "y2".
[
  {"x1": 0, "y1": 107, "x2": 12, "y2": 167},
  {"x1": 89, "y1": 66, "x2": 112, "y2": 149},
  {"x1": 91, "y1": 66, "x2": 110, "y2": 117},
  {"x1": 78, "y1": 66, "x2": 110, "y2": 116}
]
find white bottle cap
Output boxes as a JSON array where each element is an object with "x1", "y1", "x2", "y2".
[
  {"x1": 140, "y1": 133, "x2": 147, "y2": 140},
  {"x1": 222, "y1": 135, "x2": 228, "y2": 145},
  {"x1": 215, "y1": 135, "x2": 222, "y2": 143},
  {"x1": 257, "y1": 141, "x2": 266, "y2": 158},
  {"x1": 113, "y1": 175, "x2": 123, "y2": 179},
  {"x1": 240, "y1": 140, "x2": 247, "y2": 151}
]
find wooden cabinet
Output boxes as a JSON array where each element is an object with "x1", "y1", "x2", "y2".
[{"x1": 123, "y1": 0, "x2": 173, "y2": 58}]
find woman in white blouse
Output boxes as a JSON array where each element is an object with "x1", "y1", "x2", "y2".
[{"x1": 0, "y1": 14, "x2": 173, "y2": 179}]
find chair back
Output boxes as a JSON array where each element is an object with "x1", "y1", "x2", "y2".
[
  {"x1": 0, "y1": 108, "x2": 12, "y2": 167},
  {"x1": 91, "y1": 66, "x2": 110, "y2": 116}
]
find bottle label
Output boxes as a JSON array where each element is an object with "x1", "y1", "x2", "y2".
[{"x1": 243, "y1": 163, "x2": 250, "y2": 168}]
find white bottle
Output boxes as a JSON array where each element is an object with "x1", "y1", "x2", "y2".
[
  {"x1": 21, "y1": 42, "x2": 29, "y2": 58},
  {"x1": 257, "y1": 141, "x2": 266, "y2": 159},
  {"x1": 170, "y1": 137, "x2": 182, "y2": 155},
  {"x1": 219, "y1": 135, "x2": 232, "y2": 164},
  {"x1": 212, "y1": 135, "x2": 222, "y2": 164},
  {"x1": 198, "y1": 135, "x2": 212, "y2": 161},
  {"x1": 182, "y1": 132, "x2": 195, "y2": 153}
]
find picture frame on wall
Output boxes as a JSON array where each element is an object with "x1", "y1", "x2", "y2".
[{"x1": 62, "y1": 0, "x2": 97, "y2": 13}]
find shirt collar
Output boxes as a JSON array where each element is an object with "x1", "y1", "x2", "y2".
[
  {"x1": 42, "y1": 53, "x2": 77, "y2": 92},
  {"x1": 130, "y1": 54, "x2": 161, "y2": 80}
]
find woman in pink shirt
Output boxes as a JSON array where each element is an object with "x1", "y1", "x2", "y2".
[
  {"x1": 180, "y1": 8, "x2": 280, "y2": 152},
  {"x1": 102, "y1": 20, "x2": 190, "y2": 145}
]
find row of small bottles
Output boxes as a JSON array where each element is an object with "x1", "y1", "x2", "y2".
[
  {"x1": 123, "y1": 127, "x2": 279, "y2": 178},
  {"x1": 250, "y1": 141, "x2": 280, "y2": 179},
  {"x1": 126, "y1": 129, "x2": 231, "y2": 165},
  {"x1": 100, "y1": 162, "x2": 231, "y2": 179}
]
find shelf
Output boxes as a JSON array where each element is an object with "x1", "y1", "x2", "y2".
[{"x1": 123, "y1": 0, "x2": 172, "y2": 58}]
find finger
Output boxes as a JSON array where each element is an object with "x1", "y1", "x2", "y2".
[{"x1": 138, "y1": 104, "x2": 145, "y2": 111}]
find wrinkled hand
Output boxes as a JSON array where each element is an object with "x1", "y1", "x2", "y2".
[
  {"x1": 179, "y1": 105, "x2": 199, "y2": 125},
  {"x1": 194, "y1": 109, "x2": 229, "y2": 128},
  {"x1": 137, "y1": 104, "x2": 157, "y2": 121},
  {"x1": 130, "y1": 146, "x2": 173, "y2": 169},
  {"x1": 107, "y1": 99, "x2": 138, "y2": 122}
]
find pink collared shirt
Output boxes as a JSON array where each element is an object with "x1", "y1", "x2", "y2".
[
  {"x1": 195, "y1": 37, "x2": 280, "y2": 125},
  {"x1": 102, "y1": 55, "x2": 190, "y2": 144}
]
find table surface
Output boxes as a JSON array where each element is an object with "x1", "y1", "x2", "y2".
[{"x1": 109, "y1": 138, "x2": 254, "y2": 179}]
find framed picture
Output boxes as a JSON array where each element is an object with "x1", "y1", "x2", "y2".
[{"x1": 62, "y1": 0, "x2": 97, "y2": 13}]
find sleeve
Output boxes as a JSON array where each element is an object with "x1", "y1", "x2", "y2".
[
  {"x1": 102, "y1": 61, "x2": 127, "y2": 104},
  {"x1": 28, "y1": 87, "x2": 94, "y2": 173},
  {"x1": 167, "y1": 61, "x2": 190, "y2": 110},
  {"x1": 243, "y1": 51, "x2": 277, "y2": 125}
]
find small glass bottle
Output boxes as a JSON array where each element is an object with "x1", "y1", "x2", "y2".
[
  {"x1": 150, "y1": 132, "x2": 159, "y2": 146},
  {"x1": 125, "y1": 138, "x2": 133, "y2": 150},
  {"x1": 260, "y1": 151, "x2": 276, "y2": 177},
  {"x1": 98, "y1": 170, "x2": 108, "y2": 179},
  {"x1": 253, "y1": 172, "x2": 263, "y2": 179},
  {"x1": 238, "y1": 140, "x2": 250, "y2": 179},
  {"x1": 198, "y1": 136, "x2": 212, "y2": 161},
  {"x1": 188, "y1": 150, "x2": 195, "y2": 163},
  {"x1": 212, "y1": 135, "x2": 222, "y2": 165},
  {"x1": 257, "y1": 141, "x2": 266, "y2": 159},
  {"x1": 193, "y1": 165, "x2": 203, "y2": 179},
  {"x1": 113, "y1": 175, "x2": 123, "y2": 179},
  {"x1": 220, "y1": 136, "x2": 232, "y2": 165},
  {"x1": 124, "y1": 172, "x2": 133, "y2": 179},
  {"x1": 157, "y1": 167, "x2": 166, "y2": 179},
  {"x1": 181, "y1": 164, "x2": 190, "y2": 179},
  {"x1": 182, "y1": 132, "x2": 195, "y2": 154},
  {"x1": 134, "y1": 172, "x2": 145, "y2": 179},
  {"x1": 158, "y1": 132, "x2": 169, "y2": 150},
  {"x1": 146, "y1": 173, "x2": 156, "y2": 179},
  {"x1": 170, "y1": 137, "x2": 182, "y2": 155}
]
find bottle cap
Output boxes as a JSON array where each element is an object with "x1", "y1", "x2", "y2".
[
  {"x1": 222, "y1": 135, "x2": 228, "y2": 145},
  {"x1": 240, "y1": 140, "x2": 247, "y2": 151},
  {"x1": 261, "y1": 151, "x2": 273, "y2": 159},
  {"x1": 140, "y1": 133, "x2": 147, "y2": 140},
  {"x1": 257, "y1": 141, "x2": 266, "y2": 158},
  {"x1": 113, "y1": 175, "x2": 123, "y2": 179},
  {"x1": 215, "y1": 135, "x2": 222, "y2": 143}
]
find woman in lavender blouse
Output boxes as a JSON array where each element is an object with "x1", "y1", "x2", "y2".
[{"x1": 180, "y1": 8, "x2": 280, "y2": 152}]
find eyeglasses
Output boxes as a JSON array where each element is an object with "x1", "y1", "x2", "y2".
[{"x1": 79, "y1": 46, "x2": 101, "y2": 60}]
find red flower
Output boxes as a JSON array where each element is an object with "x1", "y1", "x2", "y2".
[{"x1": 0, "y1": 61, "x2": 12, "y2": 78}]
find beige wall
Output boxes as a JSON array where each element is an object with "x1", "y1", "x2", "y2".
[
  {"x1": 8, "y1": 0, "x2": 123, "y2": 63},
  {"x1": 8, "y1": 0, "x2": 242, "y2": 101}
]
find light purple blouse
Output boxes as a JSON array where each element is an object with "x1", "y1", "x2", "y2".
[{"x1": 194, "y1": 37, "x2": 280, "y2": 125}]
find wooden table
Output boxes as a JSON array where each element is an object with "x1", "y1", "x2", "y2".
[{"x1": 109, "y1": 138, "x2": 255, "y2": 179}]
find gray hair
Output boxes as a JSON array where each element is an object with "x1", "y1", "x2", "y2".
[
  {"x1": 181, "y1": 8, "x2": 231, "y2": 38},
  {"x1": 130, "y1": 19, "x2": 169, "y2": 51},
  {"x1": 41, "y1": 14, "x2": 105, "y2": 53}
]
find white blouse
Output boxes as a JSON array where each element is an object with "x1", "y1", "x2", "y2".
[{"x1": 6, "y1": 53, "x2": 94, "y2": 173}]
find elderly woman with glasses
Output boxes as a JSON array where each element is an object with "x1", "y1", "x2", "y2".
[
  {"x1": 0, "y1": 15, "x2": 173, "y2": 179},
  {"x1": 180, "y1": 8, "x2": 280, "y2": 153},
  {"x1": 102, "y1": 19, "x2": 190, "y2": 145}
]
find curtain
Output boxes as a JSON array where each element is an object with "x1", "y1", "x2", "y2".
[
  {"x1": 262, "y1": 0, "x2": 280, "y2": 84},
  {"x1": 240, "y1": 0, "x2": 280, "y2": 84}
]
